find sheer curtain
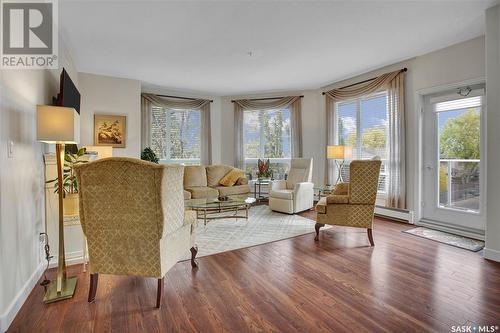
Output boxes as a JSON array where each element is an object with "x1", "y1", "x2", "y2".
[
  {"x1": 233, "y1": 96, "x2": 302, "y2": 168},
  {"x1": 324, "y1": 69, "x2": 406, "y2": 209},
  {"x1": 141, "y1": 93, "x2": 212, "y2": 165}
]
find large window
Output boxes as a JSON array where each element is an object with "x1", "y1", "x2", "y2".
[
  {"x1": 243, "y1": 108, "x2": 291, "y2": 178},
  {"x1": 150, "y1": 106, "x2": 201, "y2": 164},
  {"x1": 335, "y1": 92, "x2": 389, "y2": 200}
]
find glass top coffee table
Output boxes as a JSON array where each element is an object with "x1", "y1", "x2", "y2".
[{"x1": 185, "y1": 196, "x2": 256, "y2": 226}]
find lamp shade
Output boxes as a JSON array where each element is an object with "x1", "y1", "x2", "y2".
[
  {"x1": 327, "y1": 145, "x2": 353, "y2": 159},
  {"x1": 37, "y1": 105, "x2": 80, "y2": 144}
]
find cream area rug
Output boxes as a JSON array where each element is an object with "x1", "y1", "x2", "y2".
[{"x1": 181, "y1": 205, "x2": 318, "y2": 260}]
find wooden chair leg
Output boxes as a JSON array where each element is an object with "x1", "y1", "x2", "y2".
[
  {"x1": 156, "y1": 277, "x2": 164, "y2": 308},
  {"x1": 367, "y1": 228, "x2": 374, "y2": 246},
  {"x1": 314, "y1": 223, "x2": 324, "y2": 241},
  {"x1": 88, "y1": 273, "x2": 98, "y2": 303},
  {"x1": 190, "y1": 246, "x2": 198, "y2": 268}
]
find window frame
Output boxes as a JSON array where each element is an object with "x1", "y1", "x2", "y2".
[
  {"x1": 150, "y1": 106, "x2": 202, "y2": 165},
  {"x1": 334, "y1": 91, "x2": 389, "y2": 203}
]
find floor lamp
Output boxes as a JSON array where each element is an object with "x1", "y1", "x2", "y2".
[
  {"x1": 327, "y1": 145, "x2": 353, "y2": 184},
  {"x1": 37, "y1": 105, "x2": 80, "y2": 303}
]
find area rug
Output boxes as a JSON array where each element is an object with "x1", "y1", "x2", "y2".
[
  {"x1": 181, "y1": 205, "x2": 320, "y2": 260},
  {"x1": 403, "y1": 227, "x2": 484, "y2": 252}
]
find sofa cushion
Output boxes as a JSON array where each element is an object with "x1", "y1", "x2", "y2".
[
  {"x1": 185, "y1": 186, "x2": 219, "y2": 199},
  {"x1": 183, "y1": 190, "x2": 192, "y2": 200},
  {"x1": 315, "y1": 197, "x2": 327, "y2": 214},
  {"x1": 206, "y1": 165, "x2": 233, "y2": 187},
  {"x1": 269, "y1": 189, "x2": 294, "y2": 200},
  {"x1": 214, "y1": 184, "x2": 250, "y2": 197},
  {"x1": 184, "y1": 165, "x2": 207, "y2": 188},
  {"x1": 236, "y1": 177, "x2": 248, "y2": 185},
  {"x1": 219, "y1": 169, "x2": 245, "y2": 187}
]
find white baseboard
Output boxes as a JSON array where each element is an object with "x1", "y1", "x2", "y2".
[
  {"x1": 416, "y1": 219, "x2": 485, "y2": 240},
  {"x1": 49, "y1": 250, "x2": 85, "y2": 269},
  {"x1": 484, "y1": 248, "x2": 500, "y2": 262},
  {"x1": 375, "y1": 206, "x2": 413, "y2": 223},
  {"x1": 0, "y1": 262, "x2": 45, "y2": 333}
]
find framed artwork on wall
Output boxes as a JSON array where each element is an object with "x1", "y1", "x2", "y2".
[{"x1": 94, "y1": 114, "x2": 126, "y2": 148}]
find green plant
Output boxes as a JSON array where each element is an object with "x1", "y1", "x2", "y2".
[
  {"x1": 141, "y1": 147, "x2": 159, "y2": 164},
  {"x1": 46, "y1": 148, "x2": 88, "y2": 194},
  {"x1": 257, "y1": 158, "x2": 272, "y2": 178}
]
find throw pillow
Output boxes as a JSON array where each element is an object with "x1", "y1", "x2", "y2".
[{"x1": 219, "y1": 169, "x2": 245, "y2": 187}]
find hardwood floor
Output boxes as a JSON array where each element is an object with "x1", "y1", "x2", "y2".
[{"x1": 8, "y1": 213, "x2": 500, "y2": 333}]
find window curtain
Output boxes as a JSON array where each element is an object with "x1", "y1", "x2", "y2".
[
  {"x1": 141, "y1": 93, "x2": 212, "y2": 165},
  {"x1": 324, "y1": 69, "x2": 406, "y2": 209},
  {"x1": 233, "y1": 96, "x2": 302, "y2": 168}
]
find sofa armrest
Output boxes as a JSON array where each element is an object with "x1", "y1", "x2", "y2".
[
  {"x1": 236, "y1": 177, "x2": 248, "y2": 185},
  {"x1": 271, "y1": 179, "x2": 287, "y2": 190}
]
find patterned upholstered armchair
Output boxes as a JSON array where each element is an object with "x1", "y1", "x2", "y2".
[
  {"x1": 315, "y1": 160, "x2": 381, "y2": 246},
  {"x1": 75, "y1": 158, "x2": 198, "y2": 308}
]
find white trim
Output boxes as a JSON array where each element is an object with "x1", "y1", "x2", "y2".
[
  {"x1": 0, "y1": 263, "x2": 45, "y2": 333},
  {"x1": 375, "y1": 206, "x2": 413, "y2": 223},
  {"x1": 416, "y1": 218, "x2": 485, "y2": 240},
  {"x1": 49, "y1": 251, "x2": 86, "y2": 269},
  {"x1": 484, "y1": 248, "x2": 500, "y2": 262}
]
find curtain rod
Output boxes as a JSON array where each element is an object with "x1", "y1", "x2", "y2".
[
  {"x1": 154, "y1": 94, "x2": 213, "y2": 103},
  {"x1": 321, "y1": 68, "x2": 407, "y2": 95},
  {"x1": 231, "y1": 95, "x2": 304, "y2": 103}
]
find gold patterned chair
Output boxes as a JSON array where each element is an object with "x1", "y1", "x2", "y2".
[
  {"x1": 74, "y1": 157, "x2": 198, "y2": 308},
  {"x1": 315, "y1": 160, "x2": 381, "y2": 246}
]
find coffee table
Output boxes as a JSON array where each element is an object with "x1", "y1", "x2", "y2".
[{"x1": 185, "y1": 196, "x2": 257, "y2": 226}]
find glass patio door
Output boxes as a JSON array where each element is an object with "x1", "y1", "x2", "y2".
[{"x1": 422, "y1": 86, "x2": 485, "y2": 232}]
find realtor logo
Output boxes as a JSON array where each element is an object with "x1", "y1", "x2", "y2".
[{"x1": 1, "y1": 0, "x2": 58, "y2": 68}]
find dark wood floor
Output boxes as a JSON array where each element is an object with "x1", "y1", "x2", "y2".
[{"x1": 8, "y1": 212, "x2": 500, "y2": 333}]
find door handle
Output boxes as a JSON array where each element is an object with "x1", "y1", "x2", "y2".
[{"x1": 425, "y1": 165, "x2": 434, "y2": 170}]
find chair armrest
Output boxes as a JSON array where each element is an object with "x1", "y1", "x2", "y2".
[
  {"x1": 271, "y1": 179, "x2": 287, "y2": 190},
  {"x1": 293, "y1": 182, "x2": 314, "y2": 194},
  {"x1": 326, "y1": 194, "x2": 349, "y2": 204},
  {"x1": 183, "y1": 210, "x2": 197, "y2": 228}
]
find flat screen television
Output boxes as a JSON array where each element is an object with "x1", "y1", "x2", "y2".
[{"x1": 55, "y1": 68, "x2": 80, "y2": 114}]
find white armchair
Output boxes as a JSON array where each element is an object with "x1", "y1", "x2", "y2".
[{"x1": 269, "y1": 158, "x2": 314, "y2": 214}]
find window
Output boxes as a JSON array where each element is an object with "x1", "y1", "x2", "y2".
[
  {"x1": 150, "y1": 106, "x2": 201, "y2": 164},
  {"x1": 335, "y1": 92, "x2": 389, "y2": 202},
  {"x1": 243, "y1": 108, "x2": 291, "y2": 178}
]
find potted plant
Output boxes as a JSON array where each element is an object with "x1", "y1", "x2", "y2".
[
  {"x1": 141, "y1": 147, "x2": 159, "y2": 163},
  {"x1": 46, "y1": 148, "x2": 89, "y2": 216},
  {"x1": 257, "y1": 158, "x2": 272, "y2": 179}
]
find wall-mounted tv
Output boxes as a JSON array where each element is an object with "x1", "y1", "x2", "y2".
[{"x1": 56, "y1": 68, "x2": 80, "y2": 114}]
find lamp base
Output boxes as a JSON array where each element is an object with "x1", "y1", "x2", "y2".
[{"x1": 43, "y1": 277, "x2": 77, "y2": 303}]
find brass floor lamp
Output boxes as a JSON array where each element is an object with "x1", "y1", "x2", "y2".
[
  {"x1": 327, "y1": 145, "x2": 353, "y2": 184},
  {"x1": 37, "y1": 105, "x2": 80, "y2": 303}
]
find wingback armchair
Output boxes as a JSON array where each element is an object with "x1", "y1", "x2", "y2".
[
  {"x1": 269, "y1": 158, "x2": 314, "y2": 214},
  {"x1": 74, "y1": 157, "x2": 198, "y2": 308},
  {"x1": 315, "y1": 160, "x2": 381, "y2": 246}
]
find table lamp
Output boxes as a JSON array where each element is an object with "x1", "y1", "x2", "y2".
[
  {"x1": 37, "y1": 105, "x2": 80, "y2": 303},
  {"x1": 327, "y1": 145, "x2": 353, "y2": 184}
]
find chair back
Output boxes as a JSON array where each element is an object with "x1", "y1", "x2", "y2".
[
  {"x1": 348, "y1": 160, "x2": 381, "y2": 204},
  {"x1": 74, "y1": 157, "x2": 184, "y2": 276},
  {"x1": 286, "y1": 158, "x2": 313, "y2": 189}
]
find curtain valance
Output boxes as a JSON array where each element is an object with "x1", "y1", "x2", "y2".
[
  {"x1": 142, "y1": 93, "x2": 211, "y2": 110},
  {"x1": 324, "y1": 69, "x2": 403, "y2": 101},
  {"x1": 233, "y1": 96, "x2": 300, "y2": 111}
]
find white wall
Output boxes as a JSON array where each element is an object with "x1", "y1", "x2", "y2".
[
  {"x1": 78, "y1": 73, "x2": 142, "y2": 158},
  {"x1": 0, "y1": 40, "x2": 78, "y2": 331},
  {"x1": 220, "y1": 36, "x2": 486, "y2": 216},
  {"x1": 485, "y1": 5, "x2": 500, "y2": 262}
]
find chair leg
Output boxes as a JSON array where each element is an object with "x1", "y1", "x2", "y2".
[
  {"x1": 190, "y1": 246, "x2": 198, "y2": 268},
  {"x1": 367, "y1": 228, "x2": 374, "y2": 246},
  {"x1": 88, "y1": 273, "x2": 98, "y2": 303},
  {"x1": 156, "y1": 277, "x2": 164, "y2": 308},
  {"x1": 314, "y1": 223, "x2": 324, "y2": 241}
]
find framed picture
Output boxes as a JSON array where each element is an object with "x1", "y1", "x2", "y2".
[{"x1": 94, "y1": 114, "x2": 126, "y2": 148}]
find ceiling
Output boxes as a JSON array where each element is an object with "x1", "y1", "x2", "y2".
[{"x1": 60, "y1": 0, "x2": 498, "y2": 96}]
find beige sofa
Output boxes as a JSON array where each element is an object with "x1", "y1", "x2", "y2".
[{"x1": 183, "y1": 165, "x2": 250, "y2": 199}]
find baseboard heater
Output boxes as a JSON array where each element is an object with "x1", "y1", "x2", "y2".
[{"x1": 374, "y1": 206, "x2": 413, "y2": 223}]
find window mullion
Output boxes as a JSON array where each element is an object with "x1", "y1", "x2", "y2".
[{"x1": 356, "y1": 99, "x2": 362, "y2": 159}]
